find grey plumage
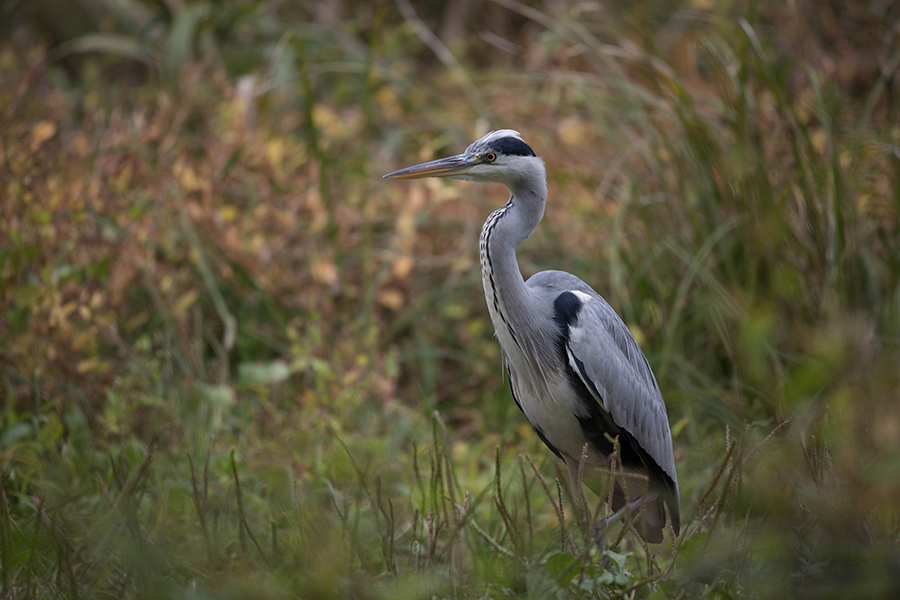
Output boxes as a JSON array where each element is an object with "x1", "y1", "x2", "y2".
[{"x1": 385, "y1": 130, "x2": 680, "y2": 542}]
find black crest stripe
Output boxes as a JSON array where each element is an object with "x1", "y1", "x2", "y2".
[{"x1": 491, "y1": 137, "x2": 536, "y2": 157}]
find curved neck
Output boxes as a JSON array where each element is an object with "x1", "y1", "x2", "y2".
[
  {"x1": 479, "y1": 172, "x2": 547, "y2": 344},
  {"x1": 481, "y1": 161, "x2": 548, "y2": 256}
]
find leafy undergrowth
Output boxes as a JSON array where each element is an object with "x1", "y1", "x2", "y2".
[{"x1": 3, "y1": 0, "x2": 900, "y2": 598}]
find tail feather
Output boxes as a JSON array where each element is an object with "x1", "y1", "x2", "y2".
[
  {"x1": 611, "y1": 481, "x2": 667, "y2": 544},
  {"x1": 576, "y1": 461, "x2": 679, "y2": 544}
]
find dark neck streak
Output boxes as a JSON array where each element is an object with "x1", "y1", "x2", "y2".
[
  {"x1": 479, "y1": 201, "x2": 524, "y2": 352},
  {"x1": 479, "y1": 194, "x2": 544, "y2": 354},
  {"x1": 479, "y1": 162, "x2": 548, "y2": 365}
]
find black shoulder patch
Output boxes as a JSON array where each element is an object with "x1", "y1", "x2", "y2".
[
  {"x1": 492, "y1": 136, "x2": 536, "y2": 157},
  {"x1": 552, "y1": 291, "x2": 582, "y2": 332}
]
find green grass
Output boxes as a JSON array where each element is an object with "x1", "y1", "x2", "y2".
[{"x1": 2, "y1": 0, "x2": 900, "y2": 597}]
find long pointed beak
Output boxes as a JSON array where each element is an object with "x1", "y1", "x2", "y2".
[{"x1": 383, "y1": 154, "x2": 473, "y2": 180}]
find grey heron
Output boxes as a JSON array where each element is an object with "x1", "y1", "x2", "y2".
[{"x1": 384, "y1": 130, "x2": 680, "y2": 543}]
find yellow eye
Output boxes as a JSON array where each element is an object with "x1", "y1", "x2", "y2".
[{"x1": 485, "y1": 152, "x2": 497, "y2": 162}]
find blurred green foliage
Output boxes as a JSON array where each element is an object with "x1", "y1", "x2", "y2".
[{"x1": 2, "y1": 0, "x2": 900, "y2": 598}]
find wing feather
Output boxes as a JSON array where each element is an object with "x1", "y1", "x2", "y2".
[
  {"x1": 525, "y1": 270, "x2": 680, "y2": 533},
  {"x1": 564, "y1": 293, "x2": 680, "y2": 530}
]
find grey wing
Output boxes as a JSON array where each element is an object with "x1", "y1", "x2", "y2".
[
  {"x1": 566, "y1": 297, "x2": 678, "y2": 487},
  {"x1": 526, "y1": 271, "x2": 680, "y2": 534}
]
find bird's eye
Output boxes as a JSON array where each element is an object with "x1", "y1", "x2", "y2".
[{"x1": 485, "y1": 153, "x2": 497, "y2": 163}]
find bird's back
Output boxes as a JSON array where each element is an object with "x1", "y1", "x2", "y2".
[
  {"x1": 525, "y1": 270, "x2": 663, "y2": 406},
  {"x1": 525, "y1": 269, "x2": 680, "y2": 535}
]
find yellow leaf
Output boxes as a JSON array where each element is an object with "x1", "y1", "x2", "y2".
[
  {"x1": 0, "y1": 48, "x2": 14, "y2": 69},
  {"x1": 77, "y1": 359, "x2": 97, "y2": 373},
  {"x1": 671, "y1": 416, "x2": 690, "y2": 438},
  {"x1": 451, "y1": 254, "x2": 473, "y2": 273},
  {"x1": 312, "y1": 257, "x2": 338, "y2": 286},
  {"x1": 31, "y1": 120, "x2": 56, "y2": 151},
  {"x1": 175, "y1": 289, "x2": 200, "y2": 316},
  {"x1": 811, "y1": 129, "x2": 828, "y2": 154},
  {"x1": 174, "y1": 158, "x2": 201, "y2": 192},
  {"x1": 627, "y1": 323, "x2": 646, "y2": 347},
  {"x1": 266, "y1": 137, "x2": 285, "y2": 166},
  {"x1": 375, "y1": 88, "x2": 403, "y2": 122},
  {"x1": 839, "y1": 150, "x2": 851, "y2": 169},
  {"x1": 125, "y1": 312, "x2": 149, "y2": 331},
  {"x1": 219, "y1": 205, "x2": 238, "y2": 222},
  {"x1": 392, "y1": 255, "x2": 414, "y2": 279},
  {"x1": 452, "y1": 440, "x2": 469, "y2": 462},
  {"x1": 557, "y1": 117, "x2": 587, "y2": 146},
  {"x1": 312, "y1": 105, "x2": 342, "y2": 141},
  {"x1": 111, "y1": 162, "x2": 133, "y2": 193},
  {"x1": 377, "y1": 288, "x2": 404, "y2": 310},
  {"x1": 72, "y1": 330, "x2": 97, "y2": 353},
  {"x1": 60, "y1": 301, "x2": 78, "y2": 319}
]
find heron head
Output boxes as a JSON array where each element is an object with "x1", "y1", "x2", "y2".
[{"x1": 383, "y1": 129, "x2": 544, "y2": 188}]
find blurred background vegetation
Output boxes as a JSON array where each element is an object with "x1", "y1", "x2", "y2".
[{"x1": 2, "y1": 0, "x2": 900, "y2": 597}]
